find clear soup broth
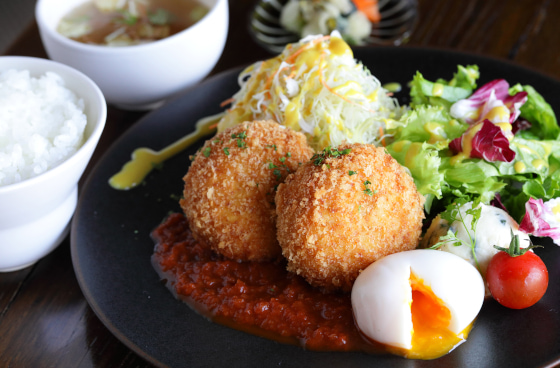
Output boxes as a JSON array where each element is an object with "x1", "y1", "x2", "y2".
[{"x1": 58, "y1": 0, "x2": 209, "y2": 46}]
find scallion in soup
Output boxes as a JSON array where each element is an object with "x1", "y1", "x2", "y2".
[{"x1": 57, "y1": 0, "x2": 209, "y2": 46}]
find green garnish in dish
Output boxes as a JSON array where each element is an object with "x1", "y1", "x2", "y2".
[
  {"x1": 363, "y1": 180, "x2": 376, "y2": 196},
  {"x1": 231, "y1": 131, "x2": 248, "y2": 148},
  {"x1": 148, "y1": 8, "x2": 171, "y2": 25},
  {"x1": 311, "y1": 146, "x2": 351, "y2": 166}
]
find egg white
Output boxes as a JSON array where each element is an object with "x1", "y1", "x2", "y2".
[{"x1": 351, "y1": 249, "x2": 485, "y2": 350}]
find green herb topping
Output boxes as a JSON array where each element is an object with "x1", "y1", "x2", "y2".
[
  {"x1": 363, "y1": 180, "x2": 377, "y2": 196},
  {"x1": 116, "y1": 10, "x2": 138, "y2": 25},
  {"x1": 231, "y1": 131, "x2": 248, "y2": 149},
  {"x1": 148, "y1": 8, "x2": 171, "y2": 25},
  {"x1": 311, "y1": 146, "x2": 351, "y2": 166}
]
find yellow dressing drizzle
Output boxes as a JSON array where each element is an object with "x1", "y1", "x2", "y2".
[
  {"x1": 108, "y1": 112, "x2": 223, "y2": 190},
  {"x1": 513, "y1": 143, "x2": 539, "y2": 156},
  {"x1": 495, "y1": 122, "x2": 512, "y2": 132},
  {"x1": 552, "y1": 202, "x2": 560, "y2": 216},
  {"x1": 542, "y1": 142, "x2": 552, "y2": 155},
  {"x1": 483, "y1": 105, "x2": 510, "y2": 122},
  {"x1": 383, "y1": 82, "x2": 402, "y2": 93},
  {"x1": 424, "y1": 122, "x2": 447, "y2": 144},
  {"x1": 405, "y1": 142, "x2": 422, "y2": 168},
  {"x1": 432, "y1": 83, "x2": 444, "y2": 97},
  {"x1": 391, "y1": 140, "x2": 408, "y2": 153},
  {"x1": 328, "y1": 36, "x2": 352, "y2": 57},
  {"x1": 450, "y1": 122, "x2": 484, "y2": 165},
  {"x1": 514, "y1": 161, "x2": 526, "y2": 173},
  {"x1": 532, "y1": 159, "x2": 547, "y2": 171}
]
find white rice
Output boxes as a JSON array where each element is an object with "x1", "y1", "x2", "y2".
[{"x1": 0, "y1": 69, "x2": 87, "y2": 186}]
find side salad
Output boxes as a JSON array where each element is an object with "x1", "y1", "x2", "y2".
[{"x1": 385, "y1": 65, "x2": 560, "y2": 237}]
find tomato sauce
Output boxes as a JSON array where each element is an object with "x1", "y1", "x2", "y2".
[{"x1": 151, "y1": 213, "x2": 384, "y2": 353}]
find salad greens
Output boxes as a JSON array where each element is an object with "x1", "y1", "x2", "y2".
[
  {"x1": 409, "y1": 65, "x2": 479, "y2": 110},
  {"x1": 386, "y1": 65, "x2": 560, "y2": 223}
]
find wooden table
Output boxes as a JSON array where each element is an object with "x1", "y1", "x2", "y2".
[{"x1": 1, "y1": 0, "x2": 559, "y2": 367}]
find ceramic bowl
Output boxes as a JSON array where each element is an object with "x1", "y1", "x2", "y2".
[
  {"x1": 0, "y1": 56, "x2": 106, "y2": 272},
  {"x1": 250, "y1": 0, "x2": 418, "y2": 54},
  {"x1": 35, "y1": 0, "x2": 229, "y2": 110}
]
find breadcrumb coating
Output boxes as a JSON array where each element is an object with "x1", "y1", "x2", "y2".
[
  {"x1": 181, "y1": 120, "x2": 314, "y2": 262},
  {"x1": 275, "y1": 143, "x2": 425, "y2": 292}
]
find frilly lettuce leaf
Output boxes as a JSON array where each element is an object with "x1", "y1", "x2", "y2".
[
  {"x1": 509, "y1": 84, "x2": 560, "y2": 140},
  {"x1": 440, "y1": 157, "x2": 507, "y2": 204},
  {"x1": 446, "y1": 64, "x2": 480, "y2": 90},
  {"x1": 493, "y1": 139, "x2": 560, "y2": 221},
  {"x1": 493, "y1": 138, "x2": 559, "y2": 180},
  {"x1": 390, "y1": 105, "x2": 467, "y2": 148},
  {"x1": 392, "y1": 64, "x2": 559, "y2": 222},
  {"x1": 385, "y1": 141, "x2": 443, "y2": 207},
  {"x1": 410, "y1": 65, "x2": 479, "y2": 110}
]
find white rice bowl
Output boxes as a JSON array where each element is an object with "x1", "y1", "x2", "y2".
[{"x1": 0, "y1": 69, "x2": 87, "y2": 186}]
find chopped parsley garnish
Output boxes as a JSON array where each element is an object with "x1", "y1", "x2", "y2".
[
  {"x1": 273, "y1": 169, "x2": 282, "y2": 180},
  {"x1": 223, "y1": 147, "x2": 230, "y2": 155},
  {"x1": 116, "y1": 10, "x2": 138, "y2": 25},
  {"x1": 349, "y1": 170, "x2": 357, "y2": 176},
  {"x1": 231, "y1": 131, "x2": 247, "y2": 139},
  {"x1": 148, "y1": 8, "x2": 171, "y2": 25},
  {"x1": 363, "y1": 180, "x2": 377, "y2": 196},
  {"x1": 266, "y1": 144, "x2": 277, "y2": 151},
  {"x1": 203, "y1": 147, "x2": 211, "y2": 157},
  {"x1": 268, "y1": 161, "x2": 286, "y2": 181},
  {"x1": 231, "y1": 131, "x2": 248, "y2": 149},
  {"x1": 286, "y1": 152, "x2": 291, "y2": 157},
  {"x1": 279, "y1": 157, "x2": 286, "y2": 163},
  {"x1": 311, "y1": 146, "x2": 351, "y2": 166}
]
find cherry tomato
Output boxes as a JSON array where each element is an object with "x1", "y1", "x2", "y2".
[{"x1": 486, "y1": 250, "x2": 548, "y2": 309}]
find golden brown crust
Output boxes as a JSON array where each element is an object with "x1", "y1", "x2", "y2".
[
  {"x1": 275, "y1": 143, "x2": 425, "y2": 292},
  {"x1": 181, "y1": 120, "x2": 314, "y2": 262}
]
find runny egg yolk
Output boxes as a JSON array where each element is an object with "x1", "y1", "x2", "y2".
[
  {"x1": 395, "y1": 273, "x2": 471, "y2": 360},
  {"x1": 351, "y1": 249, "x2": 485, "y2": 361}
]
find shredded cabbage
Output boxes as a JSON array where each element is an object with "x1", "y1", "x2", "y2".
[{"x1": 217, "y1": 32, "x2": 405, "y2": 150}]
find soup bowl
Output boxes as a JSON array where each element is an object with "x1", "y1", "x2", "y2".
[
  {"x1": 36, "y1": 0, "x2": 229, "y2": 110},
  {"x1": 0, "y1": 56, "x2": 106, "y2": 272}
]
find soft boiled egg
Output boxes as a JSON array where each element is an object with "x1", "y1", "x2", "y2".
[{"x1": 351, "y1": 249, "x2": 484, "y2": 360}]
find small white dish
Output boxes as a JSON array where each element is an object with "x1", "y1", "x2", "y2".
[
  {"x1": 35, "y1": 0, "x2": 229, "y2": 110},
  {"x1": 0, "y1": 56, "x2": 106, "y2": 272},
  {"x1": 250, "y1": 0, "x2": 418, "y2": 54}
]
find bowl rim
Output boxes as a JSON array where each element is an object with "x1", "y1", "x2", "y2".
[
  {"x1": 0, "y1": 56, "x2": 107, "y2": 194},
  {"x1": 35, "y1": 0, "x2": 228, "y2": 54}
]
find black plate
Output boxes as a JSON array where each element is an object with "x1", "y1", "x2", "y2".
[{"x1": 72, "y1": 47, "x2": 560, "y2": 368}]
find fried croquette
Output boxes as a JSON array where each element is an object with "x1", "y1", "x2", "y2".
[
  {"x1": 181, "y1": 120, "x2": 314, "y2": 262},
  {"x1": 275, "y1": 143, "x2": 425, "y2": 292}
]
